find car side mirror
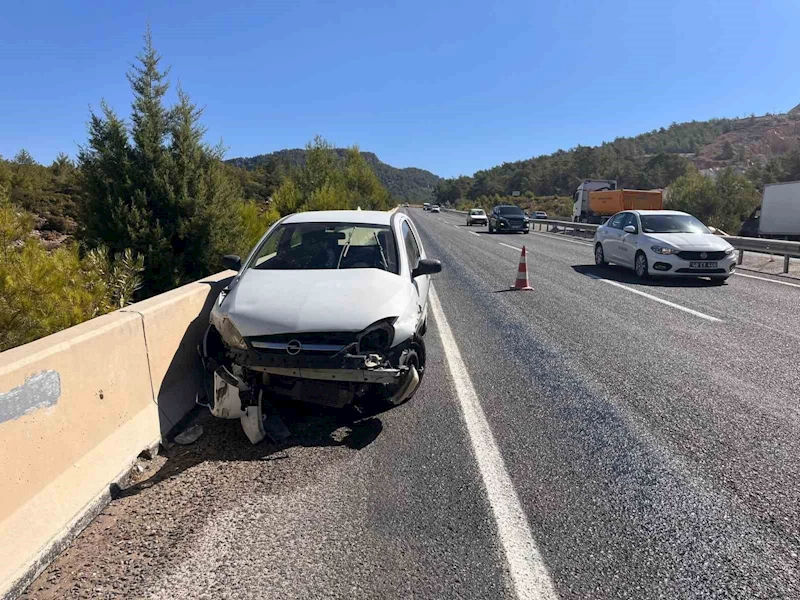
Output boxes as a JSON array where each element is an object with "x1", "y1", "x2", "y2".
[
  {"x1": 623, "y1": 225, "x2": 637, "y2": 234},
  {"x1": 222, "y1": 254, "x2": 242, "y2": 271},
  {"x1": 412, "y1": 258, "x2": 442, "y2": 278}
]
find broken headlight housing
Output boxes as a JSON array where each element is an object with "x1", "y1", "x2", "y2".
[
  {"x1": 217, "y1": 316, "x2": 247, "y2": 350},
  {"x1": 357, "y1": 319, "x2": 395, "y2": 353}
]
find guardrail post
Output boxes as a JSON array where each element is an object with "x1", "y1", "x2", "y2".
[
  {"x1": 737, "y1": 249, "x2": 744, "y2": 265},
  {"x1": 784, "y1": 254, "x2": 791, "y2": 273}
]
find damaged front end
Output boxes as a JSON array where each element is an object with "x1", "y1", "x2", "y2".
[{"x1": 198, "y1": 317, "x2": 423, "y2": 444}]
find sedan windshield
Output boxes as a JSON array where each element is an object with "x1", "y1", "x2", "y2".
[
  {"x1": 497, "y1": 206, "x2": 524, "y2": 216},
  {"x1": 249, "y1": 222, "x2": 399, "y2": 273},
  {"x1": 640, "y1": 214, "x2": 710, "y2": 234},
  {"x1": 470, "y1": 209, "x2": 485, "y2": 216}
]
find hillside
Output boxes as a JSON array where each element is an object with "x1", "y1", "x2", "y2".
[
  {"x1": 228, "y1": 149, "x2": 441, "y2": 202},
  {"x1": 433, "y1": 108, "x2": 800, "y2": 205}
]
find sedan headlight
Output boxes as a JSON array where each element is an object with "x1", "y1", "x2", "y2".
[
  {"x1": 724, "y1": 247, "x2": 736, "y2": 256},
  {"x1": 218, "y1": 317, "x2": 247, "y2": 350},
  {"x1": 650, "y1": 245, "x2": 677, "y2": 255},
  {"x1": 357, "y1": 319, "x2": 395, "y2": 353}
]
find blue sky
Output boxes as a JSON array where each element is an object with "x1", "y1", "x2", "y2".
[{"x1": 2, "y1": 0, "x2": 799, "y2": 178}]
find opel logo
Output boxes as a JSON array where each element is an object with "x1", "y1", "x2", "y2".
[
  {"x1": 700, "y1": 252, "x2": 708, "y2": 259},
  {"x1": 286, "y1": 340, "x2": 302, "y2": 355}
]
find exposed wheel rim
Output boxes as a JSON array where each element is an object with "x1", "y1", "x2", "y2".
[
  {"x1": 635, "y1": 254, "x2": 647, "y2": 277},
  {"x1": 595, "y1": 245, "x2": 604, "y2": 265}
]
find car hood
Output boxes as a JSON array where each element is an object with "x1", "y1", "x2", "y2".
[
  {"x1": 643, "y1": 232, "x2": 732, "y2": 250},
  {"x1": 219, "y1": 268, "x2": 414, "y2": 337}
]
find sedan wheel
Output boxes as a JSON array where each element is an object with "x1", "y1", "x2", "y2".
[
  {"x1": 594, "y1": 243, "x2": 606, "y2": 266},
  {"x1": 635, "y1": 252, "x2": 649, "y2": 279}
]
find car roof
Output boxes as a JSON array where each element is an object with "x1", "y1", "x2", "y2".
[
  {"x1": 494, "y1": 204, "x2": 523, "y2": 208},
  {"x1": 283, "y1": 210, "x2": 393, "y2": 226},
  {"x1": 628, "y1": 210, "x2": 689, "y2": 216}
]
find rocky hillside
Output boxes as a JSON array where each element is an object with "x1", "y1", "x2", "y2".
[{"x1": 228, "y1": 149, "x2": 441, "y2": 202}]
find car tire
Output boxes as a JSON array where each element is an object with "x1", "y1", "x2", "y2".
[
  {"x1": 385, "y1": 338, "x2": 426, "y2": 407},
  {"x1": 523, "y1": 230, "x2": 529, "y2": 234},
  {"x1": 710, "y1": 277, "x2": 728, "y2": 286},
  {"x1": 594, "y1": 243, "x2": 607, "y2": 266},
  {"x1": 634, "y1": 251, "x2": 649, "y2": 279}
]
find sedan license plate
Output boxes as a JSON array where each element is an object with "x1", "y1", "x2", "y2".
[{"x1": 690, "y1": 261, "x2": 717, "y2": 268}]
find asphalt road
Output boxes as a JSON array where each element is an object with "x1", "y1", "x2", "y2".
[{"x1": 23, "y1": 208, "x2": 800, "y2": 599}]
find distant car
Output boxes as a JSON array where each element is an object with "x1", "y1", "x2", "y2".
[
  {"x1": 467, "y1": 208, "x2": 488, "y2": 226},
  {"x1": 593, "y1": 210, "x2": 736, "y2": 284},
  {"x1": 531, "y1": 211, "x2": 548, "y2": 220},
  {"x1": 488, "y1": 205, "x2": 528, "y2": 233},
  {"x1": 423, "y1": 203, "x2": 431, "y2": 211},
  {"x1": 431, "y1": 205, "x2": 441, "y2": 213},
  {"x1": 404, "y1": 202, "x2": 409, "y2": 208}
]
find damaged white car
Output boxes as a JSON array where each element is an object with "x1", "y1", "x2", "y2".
[{"x1": 200, "y1": 210, "x2": 441, "y2": 443}]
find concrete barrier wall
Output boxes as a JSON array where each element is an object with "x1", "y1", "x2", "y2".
[{"x1": 0, "y1": 271, "x2": 233, "y2": 599}]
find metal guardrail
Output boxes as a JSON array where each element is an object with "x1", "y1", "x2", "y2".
[{"x1": 440, "y1": 207, "x2": 800, "y2": 274}]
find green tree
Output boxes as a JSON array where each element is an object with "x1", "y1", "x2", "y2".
[
  {"x1": 0, "y1": 190, "x2": 143, "y2": 351},
  {"x1": 79, "y1": 29, "x2": 247, "y2": 293},
  {"x1": 271, "y1": 136, "x2": 391, "y2": 216},
  {"x1": 666, "y1": 169, "x2": 759, "y2": 232}
]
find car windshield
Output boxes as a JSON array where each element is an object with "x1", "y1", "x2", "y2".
[
  {"x1": 470, "y1": 209, "x2": 485, "y2": 215},
  {"x1": 498, "y1": 206, "x2": 524, "y2": 216},
  {"x1": 249, "y1": 222, "x2": 399, "y2": 273},
  {"x1": 640, "y1": 214, "x2": 710, "y2": 234}
]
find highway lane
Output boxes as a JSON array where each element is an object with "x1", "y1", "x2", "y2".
[
  {"x1": 23, "y1": 324, "x2": 514, "y2": 600},
  {"x1": 22, "y1": 208, "x2": 800, "y2": 599},
  {"x1": 411, "y1": 207, "x2": 799, "y2": 598}
]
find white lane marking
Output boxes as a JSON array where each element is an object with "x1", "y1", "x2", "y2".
[
  {"x1": 429, "y1": 287, "x2": 559, "y2": 600},
  {"x1": 734, "y1": 272, "x2": 800, "y2": 288},
  {"x1": 527, "y1": 230, "x2": 593, "y2": 247},
  {"x1": 587, "y1": 275, "x2": 721, "y2": 322},
  {"x1": 469, "y1": 230, "x2": 480, "y2": 237},
  {"x1": 499, "y1": 242, "x2": 523, "y2": 251}
]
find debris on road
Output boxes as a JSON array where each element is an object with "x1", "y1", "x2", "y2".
[{"x1": 174, "y1": 424, "x2": 203, "y2": 445}]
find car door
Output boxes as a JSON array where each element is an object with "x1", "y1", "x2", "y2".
[
  {"x1": 616, "y1": 212, "x2": 641, "y2": 267},
  {"x1": 602, "y1": 212, "x2": 627, "y2": 261},
  {"x1": 402, "y1": 220, "x2": 428, "y2": 329}
]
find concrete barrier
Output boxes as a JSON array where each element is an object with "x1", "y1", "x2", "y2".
[{"x1": 0, "y1": 271, "x2": 233, "y2": 599}]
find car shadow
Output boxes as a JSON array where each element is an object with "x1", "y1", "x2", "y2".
[
  {"x1": 473, "y1": 230, "x2": 527, "y2": 235},
  {"x1": 571, "y1": 264, "x2": 727, "y2": 287},
  {"x1": 113, "y1": 398, "x2": 387, "y2": 499}
]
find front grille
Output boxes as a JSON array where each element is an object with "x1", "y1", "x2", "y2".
[
  {"x1": 247, "y1": 331, "x2": 356, "y2": 354},
  {"x1": 676, "y1": 250, "x2": 727, "y2": 260}
]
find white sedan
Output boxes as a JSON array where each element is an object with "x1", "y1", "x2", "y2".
[
  {"x1": 593, "y1": 210, "x2": 736, "y2": 284},
  {"x1": 467, "y1": 208, "x2": 488, "y2": 226},
  {"x1": 201, "y1": 210, "x2": 441, "y2": 443}
]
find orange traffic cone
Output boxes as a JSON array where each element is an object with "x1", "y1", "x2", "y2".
[{"x1": 511, "y1": 246, "x2": 534, "y2": 291}]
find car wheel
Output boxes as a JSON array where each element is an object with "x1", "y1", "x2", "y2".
[
  {"x1": 385, "y1": 339, "x2": 425, "y2": 406},
  {"x1": 710, "y1": 277, "x2": 728, "y2": 286},
  {"x1": 594, "y1": 243, "x2": 607, "y2": 266},
  {"x1": 634, "y1": 251, "x2": 649, "y2": 279},
  {"x1": 523, "y1": 230, "x2": 529, "y2": 234}
]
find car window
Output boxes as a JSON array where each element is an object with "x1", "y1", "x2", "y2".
[
  {"x1": 607, "y1": 213, "x2": 626, "y2": 229},
  {"x1": 249, "y1": 222, "x2": 398, "y2": 273},
  {"x1": 622, "y1": 213, "x2": 638, "y2": 231},
  {"x1": 402, "y1": 221, "x2": 421, "y2": 273},
  {"x1": 640, "y1": 214, "x2": 710, "y2": 234},
  {"x1": 497, "y1": 206, "x2": 524, "y2": 216}
]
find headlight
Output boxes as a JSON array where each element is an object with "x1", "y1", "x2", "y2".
[
  {"x1": 357, "y1": 319, "x2": 395, "y2": 353},
  {"x1": 650, "y1": 245, "x2": 676, "y2": 255},
  {"x1": 218, "y1": 317, "x2": 247, "y2": 350},
  {"x1": 724, "y1": 247, "x2": 736, "y2": 255}
]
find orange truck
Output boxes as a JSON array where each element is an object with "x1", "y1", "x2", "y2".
[{"x1": 588, "y1": 189, "x2": 663, "y2": 217}]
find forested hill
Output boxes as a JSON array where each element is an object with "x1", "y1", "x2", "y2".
[
  {"x1": 228, "y1": 149, "x2": 441, "y2": 202},
  {"x1": 433, "y1": 109, "x2": 800, "y2": 206}
]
